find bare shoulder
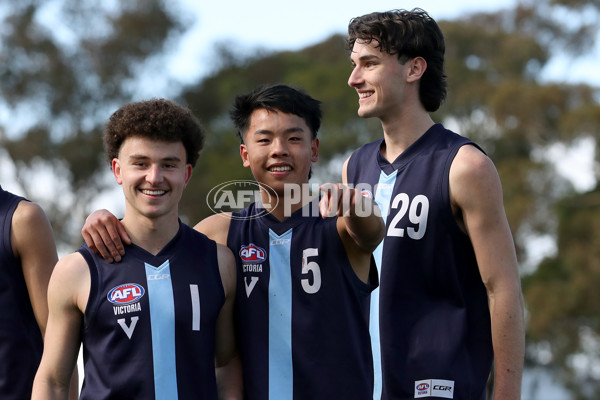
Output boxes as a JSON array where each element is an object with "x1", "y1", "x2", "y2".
[
  {"x1": 12, "y1": 200, "x2": 53, "y2": 236},
  {"x1": 50, "y1": 252, "x2": 91, "y2": 311},
  {"x1": 11, "y1": 200, "x2": 56, "y2": 258},
  {"x1": 194, "y1": 213, "x2": 232, "y2": 245},
  {"x1": 450, "y1": 144, "x2": 502, "y2": 204},
  {"x1": 451, "y1": 144, "x2": 496, "y2": 178}
]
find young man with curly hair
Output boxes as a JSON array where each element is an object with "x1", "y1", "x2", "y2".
[{"x1": 32, "y1": 99, "x2": 237, "y2": 400}]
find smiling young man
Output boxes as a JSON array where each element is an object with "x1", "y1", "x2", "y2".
[
  {"x1": 344, "y1": 9, "x2": 525, "y2": 400},
  {"x1": 80, "y1": 84, "x2": 385, "y2": 399},
  {"x1": 32, "y1": 99, "x2": 236, "y2": 400}
]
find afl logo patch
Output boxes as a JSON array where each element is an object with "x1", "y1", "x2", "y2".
[
  {"x1": 107, "y1": 283, "x2": 145, "y2": 305},
  {"x1": 240, "y1": 244, "x2": 266, "y2": 263},
  {"x1": 416, "y1": 383, "x2": 429, "y2": 391}
]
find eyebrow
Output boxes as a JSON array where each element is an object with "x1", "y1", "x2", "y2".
[
  {"x1": 350, "y1": 54, "x2": 381, "y2": 62},
  {"x1": 128, "y1": 154, "x2": 183, "y2": 162},
  {"x1": 251, "y1": 126, "x2": 305, "y2": 135}
]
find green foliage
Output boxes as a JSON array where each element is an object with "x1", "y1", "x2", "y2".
[
  {"x1": 523, "y1": 189, "x2": 600, "y2": 398},
  {"x1": 0, "y1": 0, "x2": 184, "y2": 247}
]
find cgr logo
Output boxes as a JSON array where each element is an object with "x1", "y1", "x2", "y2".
[
  {"x1": 107, "y1": 283, "x2": 145, "y2": 305},
  {"x1": 416, "y1": 383, "x2": 430, "y2": 391},
  {"x1": 240, "y1": 244, "x2": 266, "y2": 263}
]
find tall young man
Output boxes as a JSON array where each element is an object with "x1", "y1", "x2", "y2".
[
  {"x1": 32, "y1": 99, "x2": 236, "y2": 400},
  {"x1": 345, "y1": 9, "x2": 525, "y2": 400},
  {"x1": 81, "y1": 85, "x2": 385, "y2": 399}
]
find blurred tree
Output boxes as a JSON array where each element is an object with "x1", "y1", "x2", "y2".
[
  {"x1": 0, "y1": 0, "x2": 186, "y2": 249},
  {"x1": 523, "y1": 188, "x2": 600, "y2": 399}
]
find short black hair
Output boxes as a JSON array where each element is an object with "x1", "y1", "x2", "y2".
[{"x1": 230, "y1": 84, "x2": 322, "y2": 143}]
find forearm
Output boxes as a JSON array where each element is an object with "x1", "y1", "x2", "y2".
[
  {"x1": 216, "y1": 354, "x2": 243, "y2": 400},
  {"x1": 32, "y1": 374, "x2": 70, "y2": 400},
  {"x1": 345, "y1": 196, "x2": 385, "y2": 252},
  {"x1": 489, "y1": 288, "x2": 525, "y2": 400}
]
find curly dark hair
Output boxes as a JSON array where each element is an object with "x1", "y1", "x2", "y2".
[
  {"x1": 347, "y1": 8, "x2": 447, "y2": 112},
  {"x1": 230, "y1": 84, "x2": 322, "y2": 143},
  {"x1": 104, "y1": 98, "x2": 205, "y2": 167}
]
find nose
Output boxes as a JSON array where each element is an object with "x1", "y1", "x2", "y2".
[
  {"x1": 146, "y1": 164, "x2": 163, "y2": 184},
  {"x1": 270, "y1": 138, "x2": 289, "y2": 158},
  {"x1": 348, "y1": 65, "x2": 362, "y2": 88}
]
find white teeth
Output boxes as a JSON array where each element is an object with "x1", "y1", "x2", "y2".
[
  {"x1": 142, "y1": 190, "x2": 165, "y2": 195},
  {"x1": 359, "y1": 92, "x2": 372, "y2": 98},
  {"x1": 270, "y1": 166, "x2": 291, "y2": 172}
]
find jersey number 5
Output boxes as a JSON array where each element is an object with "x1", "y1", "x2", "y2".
[{"x1": 301, "y1": 248, "x2": 321, "y2": 294}]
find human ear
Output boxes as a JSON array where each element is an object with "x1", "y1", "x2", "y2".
[
  {"x1": 407, "y1": 57, "x2": 427, "y2": 82},
  {"x1": 112, "y1": 159, "x2": 123, "y2": 185},
  {"x1": 240, "y1": 144, "x2": 250, "y2": 168},
  {"x1": 311, "y1": 138, "x2": 319, "y2": 163}
]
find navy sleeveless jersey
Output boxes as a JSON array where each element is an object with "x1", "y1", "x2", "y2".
[
  {"x1": 78, "y1": 221, "x2": 224, "y2": 400},
  {"x1": 346, "y1": 124, "x2": 493, "y2": 400},
  {"x1": 0, "y1": 186, "x2": 43, "y2": 399},
  {"x1": 228, "y1": 202, "x2": 378, "y2": 400}
]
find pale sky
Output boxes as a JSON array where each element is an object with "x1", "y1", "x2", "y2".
[{"x1": 170, "y1": 0, "x2": 599, "y2": 87}]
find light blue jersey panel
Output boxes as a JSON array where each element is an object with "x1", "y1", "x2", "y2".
[
  {"x1": 268, "y1": 228, "x2": 294, "y2": 400},
  {"x1": 145, "y1": 260, "x2": 178, "y2": 399},
  {"x1": 372, "y1": 170, "x2": 397, "y2": 400}
]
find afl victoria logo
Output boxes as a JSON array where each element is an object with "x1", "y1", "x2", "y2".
[
  {"x1": 416, "y1": 383, "x2": 429, "y2": 391},
  {"x1": 107, "y1": 283, "x2": 145, "y2": 305},
  {"x1": 240, "y1": 244, "x2": 266, "y2": 263}
]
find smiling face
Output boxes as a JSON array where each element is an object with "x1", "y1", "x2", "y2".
[
  {"x1": 240, "y1": 108, "x2": 319, "y2": 196},
  {"x1": 113, "y1": 136, "x2": 192, "y2": 223},
  {"x1": 348, "y1": 40, "x2": 414, "y2": 122}
]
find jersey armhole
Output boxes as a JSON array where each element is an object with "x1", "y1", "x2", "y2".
[
  {"x1": 441, "y1": 142, "x2": 485, "y2": 236},
  {"x1": 0, "y1": 197, "x2": 25, "y2": 258},
  {"x1": 330, "y1": 218, "x2": 378, "y2": 294},
  {"x1": 77, "y1": 247, "x2": 99, "y2": 329}
]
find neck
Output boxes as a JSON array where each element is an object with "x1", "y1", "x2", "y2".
[
  {"x1": 121, "y1": 212, "x2": 180, "y2": 255},
  {"x1": 259, "y1": 184, "x2": 314, "y2": 222},
  {"x1": 379, "y1": 109, "x2": 435, "y2": 162}
]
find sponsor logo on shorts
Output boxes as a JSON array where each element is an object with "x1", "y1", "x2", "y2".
[{"x1": 414, "y1": 379, "x2": 454, "y2": 399}]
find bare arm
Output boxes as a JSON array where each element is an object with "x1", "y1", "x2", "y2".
[
  {"x1": 194, "y1": 213, "x2": 232, "y2": 246},
  {"x1": 11, "y1": 201, "x2": 58, "y2": 336},
  {"x1": 32, "y1": 253, "x2": 90, "y2": 400},
  {"x1": 214, "y1": 243, "x2": 236, "y2": 366},
  {"x1": 81, "y1": 209, "x2": 131, "y2": 262},
  {"x1": 319, "y1": 182, "x2": 384, "y2": 283},
  {"x1": 212, "y1": 234, "x2": 242, "y2": 399},
  {"x1": 450, "y1": 145, "x2": 525, "y2": 400}
]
